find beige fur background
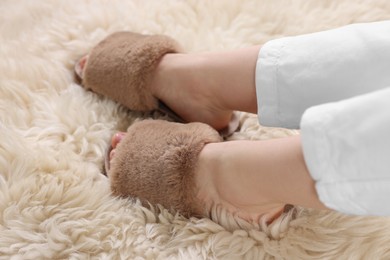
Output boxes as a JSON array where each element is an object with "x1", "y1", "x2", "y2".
[{"x1": 1, "y1": 0, "x2": 390, "y2": 259}]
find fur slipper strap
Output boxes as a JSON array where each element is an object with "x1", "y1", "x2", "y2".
[
  {"x1": 83, "y1": 31, "x2": 181, "y2": 111},
  {"x1": 108, "y1": 120, "x2": 223, "y2": 218}
]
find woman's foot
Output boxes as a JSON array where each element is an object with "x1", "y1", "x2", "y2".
[
  {"x1": 108, "y1": 130, "x2": 285, "y2": 223},
  {"x1": 196, "y1": 142, "x2": 286, "y2": 223},
  {"x1": 76, "y1": 53, "x2": 234, "y2": 130},
  {"x1": 76, "y1": 42, "x2": 260, "y2": 132},
  {"x1": 150, "y1": 53, "x2": 235, "y2": 131}
]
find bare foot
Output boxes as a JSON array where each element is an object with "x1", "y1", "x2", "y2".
[
  {"x1": 149, "y1": 53, "x2": 234, "y2": 131},
  {"x1": 108, "y1": 131, "x2": 285, "y2": 223},
  {"x1": 196, "y1": 142, "x2": 286, "y2": 223},
  {"x1": 108, "y1": 132, "x2": 126, "y2": 166},
  {"x1": 75, "y1": 53, "x2": 234, "y2": 131}
]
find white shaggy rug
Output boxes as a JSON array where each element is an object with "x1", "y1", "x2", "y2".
[{"x1": 1, "y1": 0, "x2": 390, "y2": 259}]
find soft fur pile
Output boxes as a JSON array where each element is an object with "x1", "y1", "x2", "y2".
[{"x1": 1, "y1": 0, "x2": 390, "y2": 259}]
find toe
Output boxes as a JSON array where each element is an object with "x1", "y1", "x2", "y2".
[
  {"x1": 111, "y1": 132, "x2": 126, "y2": 149},
  {"x1": 106, "y1": 132, "x2": 126, "y2": 174},
  {"x1": 109, "y1": 148, "x2": 116, "y2": 161},
  {"x1": 75, "y1": 55, "x2": 88, "y2": 79}
]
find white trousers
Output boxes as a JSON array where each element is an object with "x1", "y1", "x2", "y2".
[{"x1": 255, "y1": 20, "x2": 390, "y2": 216}]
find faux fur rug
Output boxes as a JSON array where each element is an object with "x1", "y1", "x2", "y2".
[{"x1": 1, "y1": 0, "x2": 390, "y2": 259}]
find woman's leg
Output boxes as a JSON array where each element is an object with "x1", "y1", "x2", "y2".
[
  {"x1": 151, "y1": 22, "x2": 390, "y2": 131},
  {"x1": 110, "y1": 130, "x2": 328, "y2": 222},
  {"x1": 78, "y1": 22, "x2": 390, "y2": 131}
]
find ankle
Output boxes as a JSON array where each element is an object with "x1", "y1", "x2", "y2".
[
  {"x1": 149, "y1": 53, "x2": 179, "y2": 98},
  {"x1": 197, "y1": 142, "x2": 286, "y2": 222},
  {"x1": 152, "y1": 53, "x2": 229, "y2": 111},
  {"x1": 194, "y1": 143, "x2": 220, "y2": 209}
]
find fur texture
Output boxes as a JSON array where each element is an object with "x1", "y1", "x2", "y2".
[
  {"x1": 109, "y1": 120, "x2": 222, "y2": 218},
  {"x1": 1, "y1": 0, "x2": 390, "y2": 259},
  {"x1": 83, "y1": 31, "x2": 181, "y2": 111}
]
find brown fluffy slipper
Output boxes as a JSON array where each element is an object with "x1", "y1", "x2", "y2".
[
  {"x1": 107, "y1": 120, "x2": 222, "y2": 218},
  {"x1": 75, "y1": 31, "x2": 182, "y2": 120},
  {"x1": 75, "y1": 31, "x2": 240, "y2": 136}
]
